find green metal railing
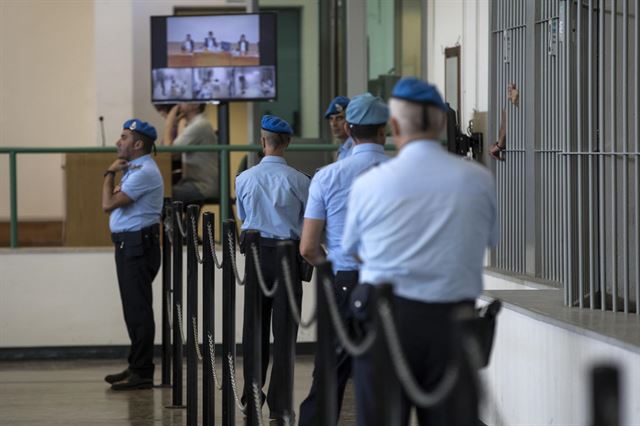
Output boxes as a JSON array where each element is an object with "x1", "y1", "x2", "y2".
[{"x1": 0, "y1": 144, "x2": 395, "y2": 248}]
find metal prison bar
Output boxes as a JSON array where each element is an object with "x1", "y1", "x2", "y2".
[{"x1": 490, "y1": 0, "x2": 639, "y2": 313}]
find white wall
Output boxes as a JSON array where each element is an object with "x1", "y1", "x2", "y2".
[
  {"x1": 427, "y1": 0, "x2": 489, "y2": 127},
  {"x1": 481, "y1": 302, "x2": 640, "y2": 426},
  {"x1": 0, "y1": 249, "x2": 316, "y2": 347},
  {"x1": 94, "y1": 0, "x2": 134, "y2": 147},
  {"x1": 166, "y1": 15, "x2": 260, "y2": 43}
]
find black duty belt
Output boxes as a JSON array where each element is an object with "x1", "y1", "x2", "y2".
[
  {"x1": 111, "y1": 223, "x2": 160, "y2": 244},
  {"x1": 259, "y1": 236, "x2": 300, "y2": 248}
]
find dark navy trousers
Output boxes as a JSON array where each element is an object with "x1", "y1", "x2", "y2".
[{"x1": 113, "y1": 224, "x2": 161, "y2": 379}]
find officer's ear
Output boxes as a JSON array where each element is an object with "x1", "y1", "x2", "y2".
[
  {"x1": 133, "y1": 138, "x2": 145, "y2": 152},
  {"x1": 389, "y1": 117, "x2": 401, "y2": 138},
  {"x1": 343, "y1": 122, "x2": 352, "y2": 137}
]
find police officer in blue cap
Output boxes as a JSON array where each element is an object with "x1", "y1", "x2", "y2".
[
  {"x1": 298, "y1": 93, "x2": 390, "y2": 425},
  {"x1": 102, "y1": 119, "x2": 164, "y2": 390},
  {"x1": 235, "y1": 115, "x2": 310, "y2": 423},
  {"x1": 342, "y1": 78, "x2": 499, "y2": 425},
  {"x1": 324, "y1": 96, "x2": 354, "y2": 161}
]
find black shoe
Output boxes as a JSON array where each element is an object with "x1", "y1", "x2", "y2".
[
  {"x1": 110, "y1": 373, "x2": 153, "y2": 391},
  {"x1": 104, "y1": 368, "x2": 130, "y2": 384}
]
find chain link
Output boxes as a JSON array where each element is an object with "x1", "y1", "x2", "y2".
[
  {"x1": 175, "y1": 303, "x2": 186, "y2": 345},
  {"x1": 207, "y1": 332, "x2": 222, "y2": 390},
  {"x1": 321, "y1": 276, "x2": 376, "y2": 357},
  {"x1": 165, "y1": 293, "x2": 173, "y2": 330},
  {"x1": 190, "y1": 215, "x2": 203, "y2": 265},
  {"x1": 281, "y1": 411, "x2": 295, "y2": 426},
  {"x1": 206, "y1": 222, "x2": 222, "y2": 269},
  {"x1": 227, "y1": 353, "x2": 247, "y2": 413},
  {"x1": 191, "y1": 316, "x2": 203, "y2": 361},
  {"x1": 280, "y1": 257, "x2": 316, "y2": 328},
  {"x1": 378, "y1": 300, "x2": 459, "y2": 408},
  {"x1": 163, "y1": 213, "x2": 174, "y2": 246},
  {"x1": 227, "y1": 231, "x2": 246, "y2": 286},
  {"x1": 251, "y1": 382, "x2": 264, "y2": 426},
  {"x1": 175, "y1": 210, "x2": 188, "y2": 238},
  {"x1": 250, "y1": 244, "x2": 279, "y2": 297}
]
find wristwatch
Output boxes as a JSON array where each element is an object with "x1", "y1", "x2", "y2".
[{"x1": 103, "y1": 170, "x2": 116, "y2": 178}]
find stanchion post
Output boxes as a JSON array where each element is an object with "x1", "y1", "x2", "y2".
[
  {"x1": 591, "y1": 364, "x2": 620, "y2": 426},
  {"x1": 186, "y1": 204, "x2": 199, "y2": 426},
  {"x1": 160, "y1": 198, "x2": 172, "y2": 388},
  {"x1": 169, "y1": 201, "x2": 185, "y2": 408},
  {"x1": 202, "y1": 212, "x2": 216, "y2": 426},
  {"x1": 244, "y1": 230, "x2": 262, "y2": 426},
  {"x1": 222, "y1": 219, "x2": 237, "y2": 426},
  {"x1": 276, "y1": 241, "x2": 297, "y2": 419},
  {"x1": 372, "y1": 284, "x2": 401, "y2": 425},
  {"x1": 316, "y1": 262, "x2": 337, "y2": 426}
]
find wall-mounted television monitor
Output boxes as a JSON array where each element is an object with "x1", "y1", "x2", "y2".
[{"x1": 150, "y1": 13, "x2": 277, "y2": 103}]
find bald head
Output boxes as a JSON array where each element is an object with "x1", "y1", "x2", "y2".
[{"x1": 389, "y1": 98, "x2": 446, "y2": 137}]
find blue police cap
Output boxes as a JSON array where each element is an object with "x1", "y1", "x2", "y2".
[
  {"x1": 391, "y1": 77, "x2": 447, "y2": 111},
  {"x1": 324, "y1": 96, "x2": 350, "y2": 118},
  {"x1": 261, "y1": 115, "x2": 293, "y2": 135},
  {"x1": 123, "y1": 119, "x2": 157, "y2": 141},
  {"x1": 345, "y1": 93, "x2": 389, "y2": 125}
]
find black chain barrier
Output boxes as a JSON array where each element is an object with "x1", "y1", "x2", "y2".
[
  {"x1": 159, "y1": 211, "x2": 502, "y2": 426},
  {"x1": 160, "y1": 198, "x2": 172, "y2": 388},
  {"x1": 167, "y1": 200, "x2": 185, "y2": 410},
  {"x1": 222, "y1": 219, "x2": 238, "y2": 426}
]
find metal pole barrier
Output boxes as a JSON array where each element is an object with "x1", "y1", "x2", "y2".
[
  {"x1": 9, "y1": 151, "x2": 18, "y2": 248},
  {"x1": 218, "y1": 102, "x2": 230, "y2": 226},
  {"x1": 160, "y1": 198, "x2": 172, "y2": 388},
  {"x1": 186, "y1": 204, "x2": 199, "y2": 426},
  {"x1": 316, "y1": 262, "x2": 337, "y2": 426},
  {"x1": 222, "y1": 219, "x2": 237, "y2": 426},
  {"x1": 372, "y1": 284, "x2": 401, "y2": 426},
  {"x1": 244, "y1": 230, "x2": 262, "y2": 425},
  {"x1": 202, "y1": 212, "x2": 216, "y2": 425},
  {"x1": 591, "y1": 364, "x2": 620, "y2": 426},
  {"x1": 276, "y1": 241, "x2": 297, "y2": 420},
  {"x1": 168, "y1": 201, "x2": 185, "y2": 409}
]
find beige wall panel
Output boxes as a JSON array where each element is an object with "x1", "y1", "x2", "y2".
[{"x1": 0, "y1": 0, "x2": 96, "y2": 220}]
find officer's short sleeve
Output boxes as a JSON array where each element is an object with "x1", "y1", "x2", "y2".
[
  {"x1": 342, "y1": 180, "x2": 362, "y2": 257},
  {"x1": 235, "y1": 175, "x2": 246, "y2": 221},
  {"x1": 120, "y1": 168, "x2": 152, "y2": 202},
  {"x1": 304, "y1": 175, "x2": 326, "y2": 220}
]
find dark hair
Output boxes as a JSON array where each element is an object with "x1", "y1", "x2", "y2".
[
  {"x1": 133, "y1": 131, "x2": 155, "y2": 154},
  {"x1": 153, "y1": 103, "x2": 176, "y2": 114},
  {"x1": 196, "y1": 103, "x2": 206, "y2": 114},
  {"x1": 348, "y1": 123, "x2": 385, "y2": 140}
]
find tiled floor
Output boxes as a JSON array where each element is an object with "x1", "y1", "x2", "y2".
[{"x1": 0, "y1": 357, "x2": 358, "y2": 425}]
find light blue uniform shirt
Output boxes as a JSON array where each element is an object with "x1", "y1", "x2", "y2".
[
  {"x1": 109, "y1": 154, "x2": 164, "y2": 233},
  {"x1": 305, "y1": 143, "x2": 388, "y2": 273},
  {"x1": 342, "y1": 140, "x2": 499, "y2": 303},
  {"x1": 236, "y1": 156, "x2": 310, "y2": 240},
  {"x1": 337, "y1": 137, "x2": 354, "y2": 161}
]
